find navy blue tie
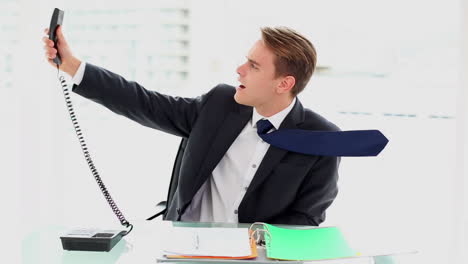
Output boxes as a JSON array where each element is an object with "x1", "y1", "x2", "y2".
[{"x1": 256, "y1": 119, "x2": 388, "y2": 157}]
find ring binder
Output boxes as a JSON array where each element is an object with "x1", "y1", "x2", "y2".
[
  {"x1": 161, "y1": 223, "x2": 356, "y2": 262},
  {"x1": 158, "y1": 223, "x2": 416, "y2": 263},
  {"x1": 248, "y1": 222, "x2": 272, "y2": 247},
  {"x1": 249, "y1": 223, "x2": 356, "y2": 261}
]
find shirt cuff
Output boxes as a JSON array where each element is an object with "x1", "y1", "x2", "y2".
[{"x1": 72, "y1": 61, "x2": 86, "y2": 85}]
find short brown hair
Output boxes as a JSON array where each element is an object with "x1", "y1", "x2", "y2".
[{"x1": 261, "y1": 26, "x2": 317, "y2": 96}]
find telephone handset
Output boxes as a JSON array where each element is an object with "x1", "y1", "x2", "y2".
[
  {"x1": 48, "y1": 8, "x2": 64, "y2": 65},
  {"x1": 49, "y1": 8, "x2": 133, "y2": 252}
]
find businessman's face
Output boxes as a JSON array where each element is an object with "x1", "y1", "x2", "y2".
[{"x1": 235, "y1": 39, "x2": 284, "y2": 108}]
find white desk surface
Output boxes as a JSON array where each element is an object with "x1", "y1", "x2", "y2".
[{"x1": 20, "y1": 220, "x2": 417, "y2": 264}]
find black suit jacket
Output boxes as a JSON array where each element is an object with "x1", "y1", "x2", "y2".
[{"x1": 73, "y1": 63, "x2": 341, "y2": 226}]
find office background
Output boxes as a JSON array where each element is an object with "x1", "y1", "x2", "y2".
[{"x1": 1, "y1": 0, "x2": 466, "y2": 263}]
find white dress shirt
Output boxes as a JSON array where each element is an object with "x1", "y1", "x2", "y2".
[
  {"x1": 182, "y1": 97, "x2": 296, "y2": 223},
  {"x1": 71, "y1": 61, "x2": 86, "y2": 84},
  {"x1": 72, "y1": 62, "x2": 296, "y2": 223}
]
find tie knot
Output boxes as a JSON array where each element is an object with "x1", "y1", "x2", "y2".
[{"x1": 256, "y1": 119, "x2": 274, "y2": 134}]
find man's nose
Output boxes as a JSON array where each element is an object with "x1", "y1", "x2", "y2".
[{"x1": 236, "y1": 63, "x2": 246, "y2": 76}]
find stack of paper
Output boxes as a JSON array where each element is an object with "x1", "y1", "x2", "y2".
[{"x1": 163, "y1": 227, "x2": 257, "y2": 259}]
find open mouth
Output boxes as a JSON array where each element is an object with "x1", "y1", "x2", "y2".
[{"x1": 238, "y1": 84, "x2": 246, "y2": 90}]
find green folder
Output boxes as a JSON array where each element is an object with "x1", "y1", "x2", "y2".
[{"x1": 263, "y1": 224, "x2": 356, "y2": 261}]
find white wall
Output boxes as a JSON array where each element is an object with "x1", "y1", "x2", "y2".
[{"x1": 453, "y1": 0, "x2": 468, "y2": 263}]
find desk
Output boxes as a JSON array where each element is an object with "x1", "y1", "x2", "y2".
[{"x1": 21, "y1": 220, "x2": 417, "y2": 264}]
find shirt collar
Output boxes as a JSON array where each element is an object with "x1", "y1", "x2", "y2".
[{"x1": 252, "y1": 97, "x2": 297, "y2": 130}]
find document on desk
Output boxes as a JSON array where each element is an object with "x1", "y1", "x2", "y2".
[{"x1": 162, "y1": 227, "x2": 257, "y2": 259}]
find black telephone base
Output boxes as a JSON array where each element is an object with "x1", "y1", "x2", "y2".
[{"x1": 60, "y1": 229, "x2": 126, "y2": 252}]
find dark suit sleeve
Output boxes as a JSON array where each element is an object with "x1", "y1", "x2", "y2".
[
  {"x1": 72, "y1": 63, "x2": 214, "y2": 138},
  {"x1": 269, "y1": 156, "x2": 340, "y2": 226}
]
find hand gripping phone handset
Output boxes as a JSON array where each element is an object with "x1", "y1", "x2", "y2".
[{"x1": 48, "y1": 8, "x2": 133, "y2": 252}]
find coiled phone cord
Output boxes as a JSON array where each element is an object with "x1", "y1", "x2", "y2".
[{"x1": 57, "y1": 66, "x2": 133, "y2": 236}]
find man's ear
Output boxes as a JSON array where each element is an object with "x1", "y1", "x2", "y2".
[{"x1": 276, "y1": 76, "x2": 296, "y2": 95}]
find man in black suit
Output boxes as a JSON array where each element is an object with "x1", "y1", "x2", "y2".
[{"x1": 43, "y1": 26, "x2": 340, "y2": 225}]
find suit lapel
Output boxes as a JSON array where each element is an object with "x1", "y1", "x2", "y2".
[
  {"x1": 244, "y1": 99, "x2": 305, "y2": 195},
  {"x1": 194, "y1": 104, "x2": 252, "y2": 189},
  {"x1": 191, "y1": 98, "x2": 305, "y2": 202}
]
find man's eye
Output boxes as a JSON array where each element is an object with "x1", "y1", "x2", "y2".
[{"x1": 250, "y1": 63, "x2": 257, "y2": 69}]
